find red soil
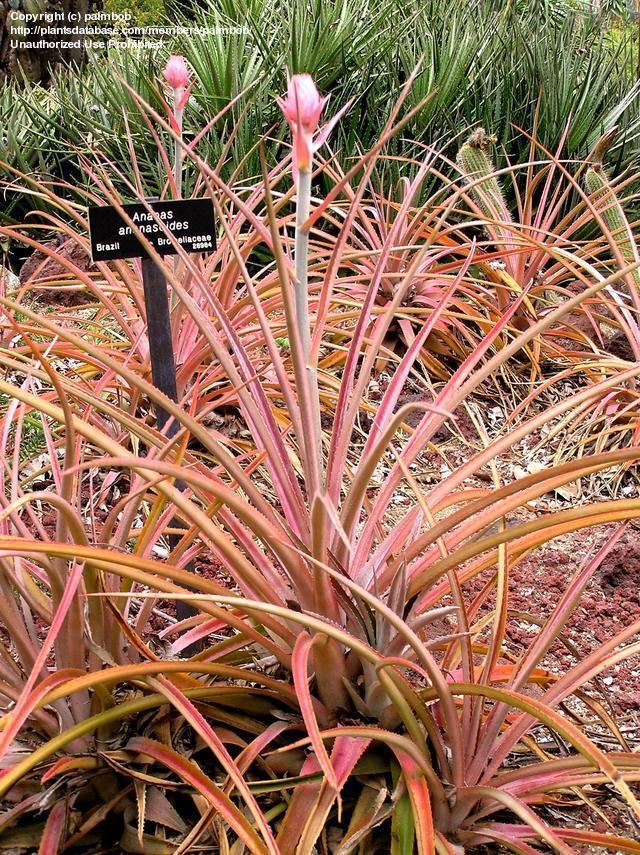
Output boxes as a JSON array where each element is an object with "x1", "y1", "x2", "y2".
[
  {"x1": 19, "y1": 237, "x2": 93, "y2": 306},
  {"x1": 462, "y1": 525, "x2": 640, "y2": 721}
]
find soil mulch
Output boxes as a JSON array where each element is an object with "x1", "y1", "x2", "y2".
[{"x1": 18, "y1": 237, "x2": 94, "y2": 307}]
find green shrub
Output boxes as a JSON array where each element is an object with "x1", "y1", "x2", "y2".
[
  {"x1": 1, "y1": 0, "x2": 640, "y2": 230},
  {"x1": 103, "y1": 0, "x2": 165, "y2": 27}
]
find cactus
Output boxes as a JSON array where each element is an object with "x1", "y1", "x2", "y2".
[
  {"x1": 457, "y1": 128, "x2": 510, "y2": 224},
  {"x1": 457, "y1": 128, "x2": 517, "y2": 284},
  {"x1": 585, "y1": 127, "x2": 640, "y2": 291}
]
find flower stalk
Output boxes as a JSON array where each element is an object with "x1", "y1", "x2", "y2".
[
  {"x1": 278, "y1": 74, "x2": 349, "y2": 710},
  {"x1": 278, "y1": 74, "x2": 342, "y2": 498},
  {"x1": 294, "y1": 166, "x2": 325, "y2": 489},
  {"x1": 278, "y1": 72, "x2": 348, "y2": 494},
  {"x1": 295, "y1": 168, "x2": 312, "y2": 361}
]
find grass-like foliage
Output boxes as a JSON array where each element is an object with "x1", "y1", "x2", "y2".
[
  {"x1": 2, "y1": 0, "x2": 640, "y2": 226},
  {"x1": 0, "y1": 68, "x2": 638, "y2": 852}
]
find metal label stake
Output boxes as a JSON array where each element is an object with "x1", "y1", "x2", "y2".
[
  {"x1": 141, "y1": 257, "x2": 179, "y2": 432},
  {"x1": 141, "y1": 257, "x2": 198, "y2": 653},
  {"x1": 89, "y1": 198, "x2": 216, "y2": 656}
]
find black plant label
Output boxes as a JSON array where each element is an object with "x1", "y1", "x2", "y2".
[{"x1": 88, "y1": 198, "x2": 216, "y2": 261}]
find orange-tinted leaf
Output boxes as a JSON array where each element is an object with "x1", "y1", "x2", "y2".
[
  {"x1": 394, "y1": 750, "x2": 434, "y2": 855},
  {"x1": 38, "y1": 802, "x2": 66, "y2": 855},
  {"x1": 41, "y1": 756, "x2": 100, "y2": 783},
  {"x1": 291, "y1": 632, "x2": 337, "y2": 789},
  {"x1": 126, "y1": 737, "x2": 268, "y2": 855}
]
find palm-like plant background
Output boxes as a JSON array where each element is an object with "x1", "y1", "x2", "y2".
[
  {"x1": 0, "y1": 0, "x2": 639, "y2": 852},
  {"x1": 2, "y1": 0, "x2": 640, "y2": 226}
]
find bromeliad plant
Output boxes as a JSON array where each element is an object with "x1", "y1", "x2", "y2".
[
  {"x1": 0, "y1": 73, "x2": 639, "y2": 852},
  {"x1": 311, "y1": 117, "x2": 640, "y2": 429}
]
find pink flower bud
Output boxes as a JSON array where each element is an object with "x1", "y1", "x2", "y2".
[
  {"x1": 278, "y1": 74, "x2": 328, "y2": 133},
  {"x1": 163, "y1": 55, "x2": 190, "y2": 90},
  {"x1": 277, "y1": 73, "x2": 351, "y2": 185},
  {"x1": 278, "y1": 73, "x2": 329, "y2": 179}
]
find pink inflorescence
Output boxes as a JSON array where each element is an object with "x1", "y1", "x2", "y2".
[
  {"x1": 278, "y1": 73, "x2": 349, "y2": 183},
  {"x1": 163, "y1": 55, "x2": 190, "y2": 91}
]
